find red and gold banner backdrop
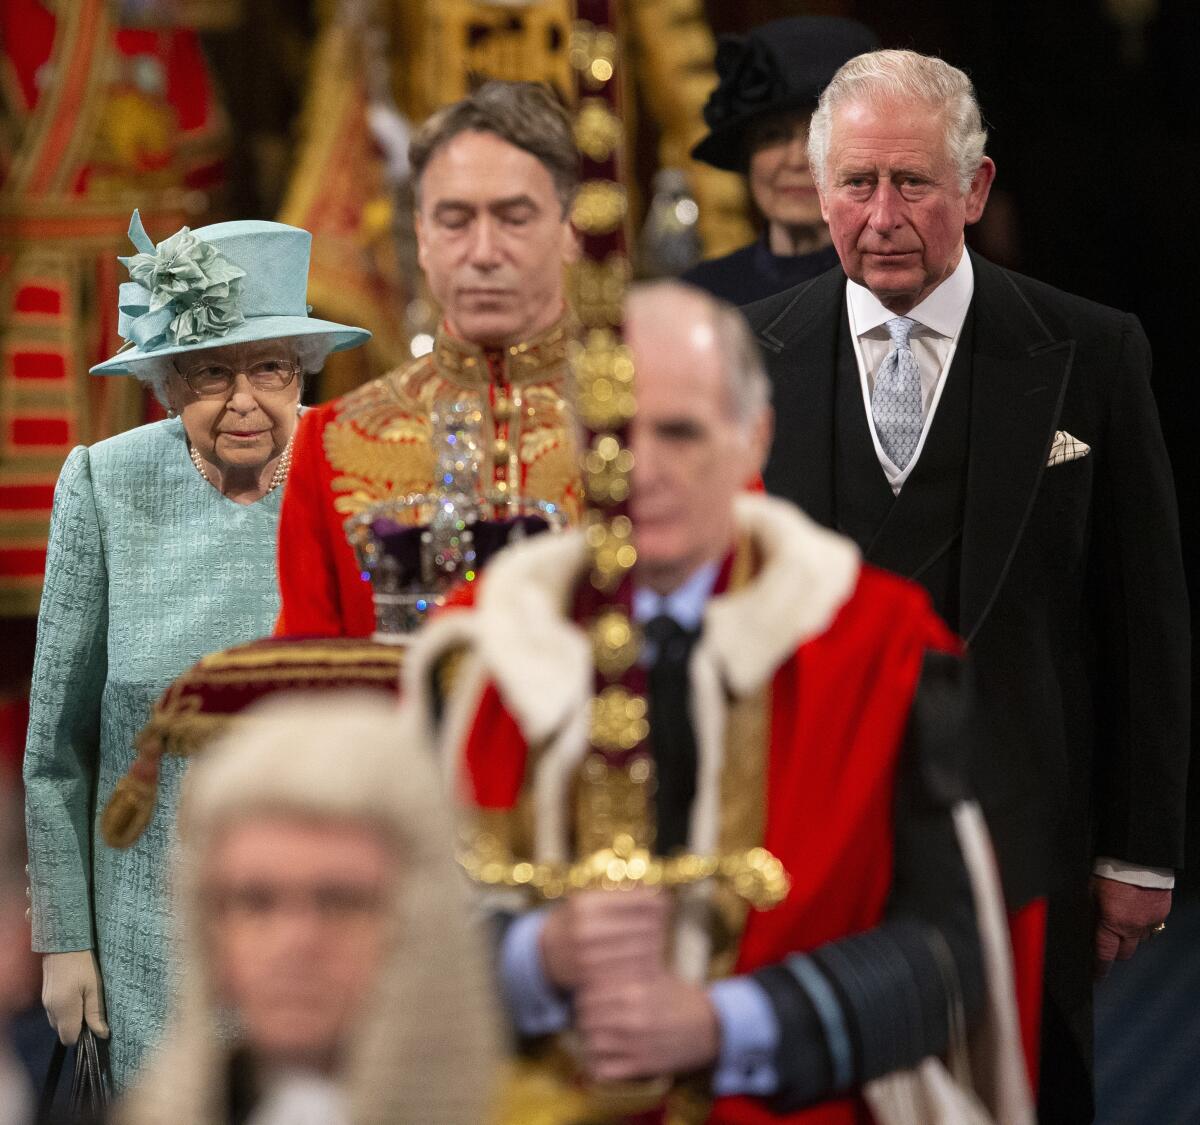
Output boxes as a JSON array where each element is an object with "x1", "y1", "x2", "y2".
[
  {"x1": 0, "y1": 0, "x2": 228, "y2": 616},
  {"x1": 277, "y1": 16, "x2": 411, "y2": 388}
]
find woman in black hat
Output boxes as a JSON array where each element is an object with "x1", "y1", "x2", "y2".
[{"x1": 683, "y1": 17, "x2": 878, "y2": 305}]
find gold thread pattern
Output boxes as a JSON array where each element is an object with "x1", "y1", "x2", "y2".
[
  {"x1": 323, "y1": 322, "x2": 581, "y2": 520},
  {"x1": 584, "y1": 432, "x2": 634, "y2": 505},
  {"x1": 569, "y1": 20, "x2": 619, "y2": 89},
  {"x1": 572, "y1": 328, "x2": 637, "y2": 431},
  {"x1": 576, "y1": 753, "x2": 654, "y2": 854}
]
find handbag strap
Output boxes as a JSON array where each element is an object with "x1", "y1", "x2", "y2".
[
  {"x1": 71, "y1": 1028, "x2": 112, "y2": 1115},
  {"x1": 34, "y1": 1028, "x2": 113, "y2": 1124}
]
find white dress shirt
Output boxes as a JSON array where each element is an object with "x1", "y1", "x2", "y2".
[{"x1": 847, "y1": 250, "x2": 974, "y2": 494}]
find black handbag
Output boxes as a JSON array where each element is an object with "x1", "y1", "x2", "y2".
[{"x1": 35, "y1": 1028, "x2": 112, "y2": 1124}]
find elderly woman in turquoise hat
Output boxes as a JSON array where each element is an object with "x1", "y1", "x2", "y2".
[{"x1": 22, "y1": 211, "x2": 369, "y2": 1089}]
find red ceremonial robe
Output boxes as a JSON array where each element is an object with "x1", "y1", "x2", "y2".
[{"x1": 461, "y1": 563, "x2": 960, "y2": 1124}]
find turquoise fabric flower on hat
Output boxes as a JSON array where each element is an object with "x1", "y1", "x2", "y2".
[
  {"x1": 117, "y1": 209, "x2": 246, "y2": 351},
  {"x1": 93, "y1": 210, "x2": 371, "y2": 375},
  {"x1": 164, "y1": 284, "x2": 246, "y2": 345}
]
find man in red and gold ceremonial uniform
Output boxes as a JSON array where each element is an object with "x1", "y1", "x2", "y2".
[
  {"x1": 276, "y1": 81, "x2": 583, "y2": 637},
  {"x1": 403, "y1": 283, "x2": 1034, "y2": 1123}
]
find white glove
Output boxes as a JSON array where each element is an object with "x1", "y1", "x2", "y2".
[{"x1": 41, "y1": 950, "x2": 109, "y2": 1044}]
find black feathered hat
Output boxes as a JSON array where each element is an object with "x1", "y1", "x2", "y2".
[{"x1": 692, "y1": 16, "x2": 879, "y2": 173}]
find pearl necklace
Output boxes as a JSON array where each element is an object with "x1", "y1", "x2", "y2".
[{"x1": 188, "y1": 431, "x2": 295, "y2": 498}]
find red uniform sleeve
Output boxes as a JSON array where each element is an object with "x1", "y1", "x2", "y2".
[{"x1": 275, "y1": 407, "x2": 346, "y2": 637}]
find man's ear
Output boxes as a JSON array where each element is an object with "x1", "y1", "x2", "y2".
[
  {"x1": 817, "y1": 186, "x2": 832, "y2": 225},
  {"x1": 964, "y1": 157, "x2": 996, "y2": 226},
  {"x1": 561, "y1": 217, "x2": 582, "y2": 266}
]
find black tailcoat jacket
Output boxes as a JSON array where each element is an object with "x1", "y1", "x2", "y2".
[{"x1": 744, "y1": 250, "x2": 1190, "y2": 1119}]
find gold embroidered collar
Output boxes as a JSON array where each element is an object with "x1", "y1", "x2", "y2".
[{"x1": 432, "y1": 315, "x2": 573, "y2": 389}]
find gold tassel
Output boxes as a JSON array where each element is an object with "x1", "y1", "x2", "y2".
[{"x1": 101, "y1": 744, "x2": 162, "y2": 849}]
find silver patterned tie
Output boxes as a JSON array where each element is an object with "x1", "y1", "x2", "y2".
[{"x1": 871, "y1": 316, "x2": 923, "y2": 470}]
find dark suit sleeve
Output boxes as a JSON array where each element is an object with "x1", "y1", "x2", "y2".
[
  {"x1": 750, "y1": 651, "x2": 985, "y2": 1112},
  {"x1": 1091, "y1": 314, "x2": 1190, "y2": 867}
]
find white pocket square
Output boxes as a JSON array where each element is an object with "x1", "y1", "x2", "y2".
[{"x1": 1047, "y1": 430, "x2": 1090, "y2": 467}]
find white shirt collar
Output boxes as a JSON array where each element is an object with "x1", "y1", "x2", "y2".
[
  {"x1": 633, "y1": 559, "x2": 721, "y2": 631},
  {"x1": 846, "y1": 248, "x2": 974, "y2": 339}
]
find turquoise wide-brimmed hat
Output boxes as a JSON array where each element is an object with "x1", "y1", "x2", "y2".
[{"x1": 91, "y1": 210, "x2": 371, "y2": 375}]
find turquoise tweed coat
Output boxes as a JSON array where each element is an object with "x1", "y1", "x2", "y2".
[{"x1": 24, "y1": 417, "x2": 283, "y2": 1088}]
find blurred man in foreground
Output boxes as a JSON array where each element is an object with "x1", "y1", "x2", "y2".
[
  {"x1": 119, "y1": 695, "x2": 497, "y2": 1125},
  {"x1": 404, "y1": 283, "x2": 1032, "y2": 1122}
]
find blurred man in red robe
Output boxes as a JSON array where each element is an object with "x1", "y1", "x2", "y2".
[{"x1": 402, "y1": 282, "x2": 1035, "y2": 1123}]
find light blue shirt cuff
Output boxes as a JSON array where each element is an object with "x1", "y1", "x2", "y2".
[
  {"x1": 709, "y1": 976, "x2": 780, "y2": 1097},
  {"x1": 499, "y1": 908, "x2": 572, "y2": 1037}
]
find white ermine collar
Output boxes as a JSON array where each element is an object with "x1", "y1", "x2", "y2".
[{"x1": 408, "y1": 493, "x2": 860, "y2": 745}]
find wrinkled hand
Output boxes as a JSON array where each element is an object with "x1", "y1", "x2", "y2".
[
  {"x1": 42, "y1": 950, "x2": 108, "y2": 1044},
  {"x1": 1091, "y1": 876, "x2": 1171, "y2": 980},
  {"x1": 540, "y1": 887, "x2": 669, "y2": 992},
  {"x1": 577, "y1": 972, "x2": 720, "y2": 1081}
]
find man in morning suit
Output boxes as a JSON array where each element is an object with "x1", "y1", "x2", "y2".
[{"x1": 743, "y1": 49, "x2": 1190, "y2": 1123}]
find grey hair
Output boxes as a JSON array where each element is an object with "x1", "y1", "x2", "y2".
[
  {"x1": 627, "y1": 281, "x2": 771, "y2": 430},
  {"x1": 133, "y1": 336, "x2": 330, "y2": 408},
  {"x1": 808, "y1": 49, "x2": 988, "y2": 193},
  {"x1": 132, "y1": 356, "x2": 175, "y2": 410},
  {"x1": 711, "y1": 298, "x2": 771, "y2": 428}
]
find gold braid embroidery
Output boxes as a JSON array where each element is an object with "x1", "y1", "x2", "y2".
[
  {"x1": 323, "y1": 362, "x2": 438, "y2": 516},
  {"x1": 195, "y1": 645, "x2": 404, "y2": 670},
  {"x1": 324, "y1": 338, "x2": 581, "y2": 520}
]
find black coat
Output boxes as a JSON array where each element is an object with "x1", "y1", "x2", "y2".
[
  {"x1": 681, "y1": 239, "x2": 840, "y2": 306},
  {"x1": 744, "y1": 250, "x2": 1190, "y2": 1121}
]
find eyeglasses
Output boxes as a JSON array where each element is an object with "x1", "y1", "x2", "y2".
[{"x1": 174, "y1": 358, "x2": 301, "y2": 397}]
